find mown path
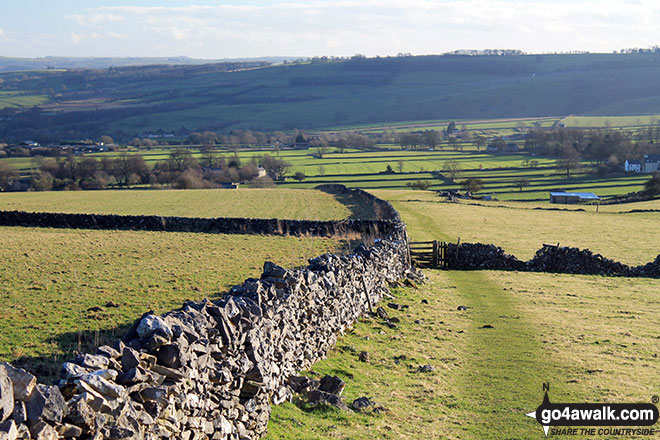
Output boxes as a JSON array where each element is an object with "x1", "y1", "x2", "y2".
[{"x1": 385, "y1": 193, "x2": 579, "y2": 438}]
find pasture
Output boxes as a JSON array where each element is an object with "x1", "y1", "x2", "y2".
[
  {"x1": 0, "y1": 226, "x2": 344, "y2": 380},
  {"x1": 373, "y1": 189, "x2": 660, "y2": 265},
  {"x1": 6, "y1": 140, "x2": 649, "y2": 201},
  {"x1": 267, "y1": 189, "x2": 660, "y2": 439},
  {"x1": 0, "y1": 188, "x2": 352, "y2": 220}
]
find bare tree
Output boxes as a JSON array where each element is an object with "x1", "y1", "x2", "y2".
[
  {"x1": 442, "y1": 160, "x2": 461, "y2": 181},
  {"x1": 0, "y1": 162, "x2": 18, "y2": 191}
]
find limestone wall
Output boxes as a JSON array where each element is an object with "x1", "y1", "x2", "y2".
[{"x1": 0, "y1": 187, "x2": 414, "y2": 440}]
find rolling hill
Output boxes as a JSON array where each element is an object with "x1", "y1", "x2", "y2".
[{"x1": 3, "y1": 52, "x2": 660, "y2": 140}]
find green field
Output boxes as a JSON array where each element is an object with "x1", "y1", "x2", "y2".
[
  {"x1": 267, "y1": 189, "x2": 660, "y2": 439},
  {"x1": 373, "y1": 190, "x2": 660, "y2": 265},
  {"x1": 0, "y1": 226, "x2": 344, "y2": 381},
  {"x1": 2, "y1": 143, "x2": 652, "y2": 201},
  {"x1": 0, "y1": 188, "x2": 353, "y2": 220},
  {"x1": 0, "y1": 91, "x2": 49, "y2": 109},
  {"x1": 3, "y1": 110, "x2": 658, "y2": 201},
  {"x1": 561, "y1": 114, "x2": 660, "y2": 128}
]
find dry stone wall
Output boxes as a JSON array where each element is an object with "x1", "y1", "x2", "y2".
[
  {"x1": 443, "y1": 242, "x2": 660, "y2": 278},
  {"x1": 0, "y1": 186, "x2": 414, "y2": 440},
  {"x1": 0, "y1": 210, "x2": 395, "y2": 239}
]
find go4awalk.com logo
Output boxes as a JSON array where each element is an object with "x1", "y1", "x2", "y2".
[{"x1": 526, "y1": 383, "x2": 659, "y2": 437}]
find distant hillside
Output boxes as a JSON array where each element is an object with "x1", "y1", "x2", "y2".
[
  {"x1": 3, "y1": 53, "x2": 660, "y2": 141},
  {"x1": 0, "y1": 56, "x2": 290, "y2": 72}
]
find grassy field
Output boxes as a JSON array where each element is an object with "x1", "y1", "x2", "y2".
[
  {"x1": 3, "y1": 111, "x2": 656, "y2": 201},
  {"x1": 372, "y1": 190, "x2": 660, "y2": 265},
  {"x1": 0, "y1": 226, "x2": 344, "y2": 381},
  {"x1": 561, "y1": 114, "x2": 660, "y2": 128},
  {"x1": 0, "y1": 91, "x2": 49, "y2": 109},
  {"x1": 0, "y1": 188, "x2": 354, "y2": 220},
  {"x1": 267, "y1": 189, "x2": 660, "y2": 439}
]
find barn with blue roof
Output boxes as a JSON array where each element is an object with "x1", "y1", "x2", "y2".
[{"x1": 549, "y1": 191, "x2": 600, "y2": 204}]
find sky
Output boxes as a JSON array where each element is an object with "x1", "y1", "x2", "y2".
[{"x1": 1, "y1": 0, "x2": 659, "y2": 59}]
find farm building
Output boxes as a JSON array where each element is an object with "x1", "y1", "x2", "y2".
[
  {"x1": 624, "y1": 159, "x2": 642, "y2": 173},
  {"x1": 549, "y1": 191, "x2": 600, "y2": 204},
  {"x1": 624, "y1": 155, "x2": 660, "y2": 173}
]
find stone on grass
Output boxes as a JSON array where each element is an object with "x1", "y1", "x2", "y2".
[
  {"x1": 351, "y1": 397, "x2": 375, "y2": 412},
  {"x1": 318, "y1": 375, "x2": 345, "y2": 396}
]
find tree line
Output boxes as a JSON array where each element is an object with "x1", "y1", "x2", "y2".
[
  {"x1": 524, "y1": 127, "x2": 660, "y2": 175},
  {"x1": 0, "y1": 150, "x2": 292, "y2": 192}
]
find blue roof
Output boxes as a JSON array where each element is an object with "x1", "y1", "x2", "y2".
[{"x1": 550, "y1": 192, "x2": 600, "y2": 199}]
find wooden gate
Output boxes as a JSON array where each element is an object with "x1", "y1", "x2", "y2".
[{"x1": 409, "y1": 240, "x2": 448, "y2": 268}]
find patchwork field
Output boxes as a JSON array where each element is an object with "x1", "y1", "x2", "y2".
[
  {"x1": 267, "y1": 189, "x2": 660, "y2": 439},
  {"x1": 0, "y1": 226, "x2": 344, "y2": 381},
  {"x1": 0, "y1": 188, "x2": 353, "y2": 220}
]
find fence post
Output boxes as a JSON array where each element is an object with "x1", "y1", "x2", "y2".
[
  {"x1": 455, "y1": 237, "x2": 461, "y2": 266},
  {"x1": 432, "y1": 240, "x2": 439, "y2": 268}
]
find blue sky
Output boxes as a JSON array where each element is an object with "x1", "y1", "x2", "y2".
[{"x1": 1, "y1": 1, "x2": 658, "y2": 58}]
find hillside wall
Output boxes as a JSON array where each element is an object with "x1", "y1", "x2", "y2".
[
  {"x1": 0, "y1": 210, "x2": 396, "y2": 239},
  {"x1": 0, "y1": 187, "x2": 414, "y2": 440}
]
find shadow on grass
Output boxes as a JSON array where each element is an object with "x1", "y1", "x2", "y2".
[
  {"x1": 315, "y1": 187, "x2": 378, "y2": 220},
  {"x1": 11, "y1": 322, "x2": 133, "y2": 383}
]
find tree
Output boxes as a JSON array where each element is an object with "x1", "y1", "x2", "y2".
[
  {"x1": 442, "y1": 160, "x2": 461, "y2": 181},
  {"x1": 448, "y1": 136, "x2": 459, "y2": 151},
  {"x1": 317, "y1": 165, "x2": 326, "y2": 176},
  {"x1": 515, "y1": 178, "x2": 530, "y2": 191},
  {"x1": 31, "y1": 171, "x2": 54, "y2": 191},
  {"x1": 397, "y1": 159, "x2": 404, "y2": 173},
  {"x1": 169, "y1": 149, "x2": 198, "y2": 172},
  {"x1": 490, "y1": 137, "x2": 506, "y2": 151},
  {"x1": 474, "y1": 135, "x2": 486, "y2": 152},
  {"x1": 112, "y1": 154, "x2": 150, "y2": 186},
  {"x1": 421, "y1": 130, "x2": 441, "y2": 149},
  {"x1": 0, "y1": 162, "x2": 18, "y2": 191},
  {"x1": 99, "y1": 135, "x2": 114, "y2": 145},
  {"x1": 406, "y1": 180, "x2": 431, "y2": 190},
  {"x1": 557, "y1": 144, "x2": 581, "y2": 178},
  {"x1": 201, "y1": 148, "x2": 221, "y2": 168},
  {"x1": 261, "y1": 154, "x2": 290, "y2": 180},
  {"x1": 446, "y1": 121, "x2": 457, "y2": 135},
  {"x1": 644, "y1": 172, "x2": 660, "y2": 195},
  {"x1": 398, "y1": 132, "x2": 422, "y2": 149},
  {"x1": 293, "y1": 171, "x2": 306, "y2": 182},
  {"x1": 459, "y1": 177, "x2": 484, "y2": 193}
]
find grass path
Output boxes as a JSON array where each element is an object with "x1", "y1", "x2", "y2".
[
  {"x1": 366, "y1": 190, "x2": 656, "y2": 438},
  {"x1": 444, "y1": 270, "x2": 550, "y2": 438}
]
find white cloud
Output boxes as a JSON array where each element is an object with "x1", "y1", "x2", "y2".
[
  {"x1": 6, "y1": 1, "x2": 660, "y2": 57},
  {"x1": 71, "y1": 12, "x2": 126, "y2": 26},
  {"x1": 70, "y1": 32, "x2": 86, "y2": 44},
  {"x1": 0, "y1": 27, "x2": 4, "y2": 38}
]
